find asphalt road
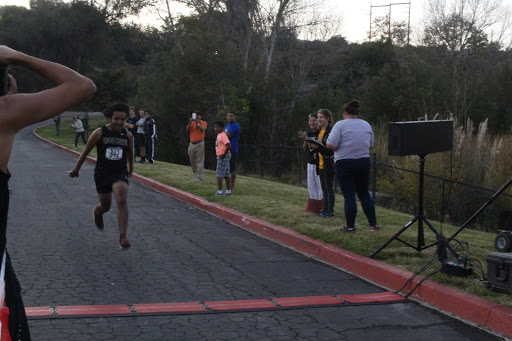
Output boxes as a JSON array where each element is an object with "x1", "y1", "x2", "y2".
[{"x1": 3, "y1": 122, "x2": 502, "y2": 340}]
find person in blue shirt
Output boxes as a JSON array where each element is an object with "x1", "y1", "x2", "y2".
[{"x1": 225, "y1": 111, "x2": 240, "y2": 189}]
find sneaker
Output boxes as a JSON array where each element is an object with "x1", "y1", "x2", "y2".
[
  {"x1": 148, "y1": 160, "x2": 154, "y2": 164},
  {"x1": 192, "y1": 177, "x2": 203, "y2": 182},
  {"x1": 341, "y1": 225, "x2": 356, "y2": 234},
  {"x1": 225, "y1": 192, "x2": 232, "y2": 196},
  {"x1": 318, "y1": 212, "x2": 334, "y2": 218},
  {"x1": 369, "y1": 224, "x2": 379, "y2": 232},
  {"x1": 136, "y1": 160, "x2": 146, "y2": 164},
  {"x1": 120, "y1": 234, "x2": 131, "y2": 249},
  {"x1": 93, "y1": 206, "x2": 104, "y2": 230},
  {"x1": 213, "y1": 192, "x2": 224, "y2": 196}
]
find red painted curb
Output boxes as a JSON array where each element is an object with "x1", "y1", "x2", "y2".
[
  {"x1": 33, "y1": 133, "x2": 512, "y2": 338},
  {"x1": 487, "y1": 306, "x2": 512, "y2": 337}
]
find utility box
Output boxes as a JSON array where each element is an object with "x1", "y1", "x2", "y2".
[{"x1": 487, "y1": 252, "x2": 512, "y2": 294}]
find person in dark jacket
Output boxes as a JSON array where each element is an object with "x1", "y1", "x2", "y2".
[{"x1": 142, "y1": 110, "x2": 156, "y2": 164}]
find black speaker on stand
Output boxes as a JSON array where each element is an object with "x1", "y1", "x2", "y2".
[{"x1": 370, "y1": 120, "x2": 456, "y2": 258}]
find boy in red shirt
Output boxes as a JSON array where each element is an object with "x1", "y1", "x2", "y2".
[{"x1": 214, "y1": 121, "x2": 232, "y2": 196}]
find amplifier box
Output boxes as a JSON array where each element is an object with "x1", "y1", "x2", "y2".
[
  {"x1": 389, "y1": 120, "x2": 453, "y2": 156},
  {"x1": 487, "y1": 252, "x2": 512, "y2": 294}
]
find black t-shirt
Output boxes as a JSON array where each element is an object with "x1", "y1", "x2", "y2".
[
  {"x1": 95, "y1": 126, "x2": 129, "y2": 173},
  {"x1": 126, "y1": 116, "x2": 138, "y2": 136},
  {"x1": 307, "y1": 130, "x2": 319, "y2": 164}
]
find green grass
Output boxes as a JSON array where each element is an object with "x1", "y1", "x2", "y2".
[{"x1": 37, "y1": 117, "x2": 511, "y2": 307}]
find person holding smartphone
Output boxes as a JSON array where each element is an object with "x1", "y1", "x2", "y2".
[
  {"x1": 186, "y1": 111, "x2": 207, "y2": 181},
  {"x1": 0, "y1": 45, "x2": 96, "y2": 341}
]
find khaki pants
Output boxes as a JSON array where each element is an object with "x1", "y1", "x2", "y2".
[{"x1": 188, "y1": 141, "x2": 205, "y2": 180}]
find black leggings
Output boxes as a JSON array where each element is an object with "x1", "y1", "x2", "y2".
[{"x1": 319, "y1": 168, "x2": 335, "y2": 214}]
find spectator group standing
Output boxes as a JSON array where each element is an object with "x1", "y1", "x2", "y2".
[{"x1": 187, "y1": 111, "x2": 207, "y2": 181}]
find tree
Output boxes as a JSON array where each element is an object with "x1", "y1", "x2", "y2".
[
  {"x1": 370, "y1": 14, "x2": 409, "y2": 46},
  {"x1": 80, "y1": 0, "x2": 153, "y2": 23},
  {"x1": 422, "y1": 0, "x2": 510, "y2": 52},
  {"x1": 421, "y1": 0, "x2": 511, "y2": 123}
]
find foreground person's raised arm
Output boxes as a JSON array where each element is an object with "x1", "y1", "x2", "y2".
[{"x1": 0, "y1": 45, "x2": 96, "y2": 131}]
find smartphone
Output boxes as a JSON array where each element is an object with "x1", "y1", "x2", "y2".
[
  {"x1": 192, "y1": 113, "x2": 197, "y2": 120},
  {"x1": 0, "y1": 65, "x2": 8, "y2": 96}
]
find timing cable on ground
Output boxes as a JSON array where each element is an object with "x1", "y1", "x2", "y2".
[{"x1": 395, "y1": 236, "x2": 481, "y2": 298}]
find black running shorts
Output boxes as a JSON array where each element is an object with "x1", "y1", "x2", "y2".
[{"x1": 94, "y1": 169, "x2": 130, "y2": 194}]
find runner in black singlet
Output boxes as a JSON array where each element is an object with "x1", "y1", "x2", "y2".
[
  {"x1": 0, "y1": 45, "x2": 96, "y2": 341},
  {"x1": 68, "y1": 103, "x2": 134, "y2": 249}
]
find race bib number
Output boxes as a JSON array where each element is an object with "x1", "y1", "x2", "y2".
[{"x1": 105, "y1": 147, "x2": 123, "y2": 160}]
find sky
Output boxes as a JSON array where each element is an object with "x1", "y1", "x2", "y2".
[{"x1": 0, "y1": 0, "x2": 510, "y2": 43}]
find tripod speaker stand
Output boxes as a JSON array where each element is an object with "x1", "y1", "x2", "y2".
[
  {"x1": 370, "y1": 120, "x2": 455, "y2": 259},
  {"x1": 370, "y1": 154, "x2": 447, "y2": 258}
]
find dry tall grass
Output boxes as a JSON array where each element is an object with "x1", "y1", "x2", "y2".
[{"x1": 374, "y1": 119, "x2": 512, "y2": 231}]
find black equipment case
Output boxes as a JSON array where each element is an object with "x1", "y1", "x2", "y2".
[{"x1": 487, "y1": 252, "x2": 512, "y2": 293}]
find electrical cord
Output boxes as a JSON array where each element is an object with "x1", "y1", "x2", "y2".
[
  {"x1": 395, "y1": 236, "x2": 485, "y2": 298},
  {"x1": 394, "y1": 248, "x2": 440, "y2": 295},
  {"x1": 404, "y1": 266, "x2": 442, "y2": 298}
]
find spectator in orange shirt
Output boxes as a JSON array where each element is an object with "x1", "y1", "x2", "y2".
[
  {"x1": 186, "y1": 111, "x2": 207, "y2": 181},
  {"x1": 213, "y1": 121, "x2": 232, "y2": 196}
]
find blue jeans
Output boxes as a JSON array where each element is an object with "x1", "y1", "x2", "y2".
[
  {"x1": 74, "y1": 131, "x2": 86, "y2": 146},
  {"x1": 335, "y1": 158, "x2": 377, "y2": 228}
]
